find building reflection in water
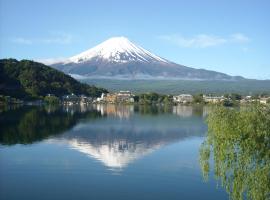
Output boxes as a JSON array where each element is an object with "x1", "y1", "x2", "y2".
[
  {"x1": 94, "y1": 104, "x2": 134, "y2": 119},
  {"x1": 172, "y1": 105, "x2": 211, "y2": 118},
  {"x1": 51, "y1": 104, "x2": 210, "y2": 120},
  {"x1": 173, "y1": 106, "x2": 193, "y2": 117}
]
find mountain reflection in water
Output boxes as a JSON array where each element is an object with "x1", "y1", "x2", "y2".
[{"x1": 0, "y1": 104, "x2": 207, "y2": 170}]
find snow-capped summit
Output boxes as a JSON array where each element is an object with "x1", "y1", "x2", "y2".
[
  {"x1": 68, "y1": 36, "x2": 168, "y2": 64},
  {"x1": 50, "y1": 37, "x2": 243, "y2": 80}
]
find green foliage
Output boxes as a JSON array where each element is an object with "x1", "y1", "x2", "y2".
[
  {"x1": 0, "y1": 95, "x2": 22, "y2": 104},
  {"x1": 83, "y1": 79, "x2": 270, "y2": 95},
  {"x1": 0, "y1": 106, "x2": 102, "y2": 145},
  {"x1": 0, "y1": 59, "x2": 108, "y2": 100},
  {"x1": 251, "y1": 94, "x2": 259, "y2": 99},
  {"x1": 200, "y1": 104, "x2": 270, "y2": 200},
  {"x1": 222, "y1": 99, "x2": 234, "y2": 107},
  {"x1": 44, "y1": 96, "x2": 60, "y2": 104},
  {"x1": 224, "y1": 93, "x2": 242, "y2": 101},
  {"x1": 133, "y1": 95, "x2": 140, "y2": 102},
  {"x1": 193, "y1": 94, "x2": 204, "y2": 103},
  {"x1": 138, "y1": 93, "x2": 172, "y2": 104},
  {"x1": 222, "y1": 93, "x2": 241, "y2": 106},
  {"x1": 231, "y1": 93, "x2": 242, "y2": 100},
  {"x1": 0, "y1": 95, "x2": 9, "y2": 104}
]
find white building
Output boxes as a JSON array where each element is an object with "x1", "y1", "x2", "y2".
[
  {"x1": 259, "y1": 97, "x2": 270, "y2": 104},
  {"x1": 203, "y1": 95, "x2": 225, "y2": 103},
  {"x1": 173, "y1": 94, "x2": 193, "y2": 104},
  {"x1": 96, "y1": 93, "x2": 106, "y2": 102},
  {"x1": 116, "y1": 91, "x2": 134, "y2": 103}
]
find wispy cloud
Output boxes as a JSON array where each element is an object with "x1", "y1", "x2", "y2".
[
  {"x1": 11, "y1": 37, "x2": 33, "y2": 45},
  {"x1": 36, "y1": 57, "x2": 67, "y2": 65},
  {"x1": 157, "y1": 33, "x2": 250, "y2": 48},
  {"x1": 230, "y1": 33, "x2": 250, "y2": 43},
  {"x1": 11, "y1": 31, "x2": 73, "y2": 45}
]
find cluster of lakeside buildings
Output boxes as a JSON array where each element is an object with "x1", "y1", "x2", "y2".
[
  {"x1": 1, "y1": 91, "x2": 269, "y2": 106},
  {"x1": 60, "y1": 91, "x2": 270, "y2": 105},
  {"x1": 61, "y1": 91, "x2": 134, "y2": 105},
  {"x1": 61, "y1": 94, "x2": 93, "y2": 105},
  {"x1": 96, "y1": 91, "x2": 134, "y2": 104},
  {"x1": 0, "y1": 95, "x2": 23, "y2": 105},
  {"x1": 173, "y1": 94, "x2": 270, "y2": 104}
]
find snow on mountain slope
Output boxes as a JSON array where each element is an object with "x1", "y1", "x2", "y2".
[
  {"x1": 50, "y1": 37, "x2": 244, "y2": 80},
  {"x1": 68, "y1": 36, "x2": 169, "y2": 64}
]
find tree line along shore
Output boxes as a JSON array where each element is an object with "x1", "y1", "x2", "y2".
[{"x1": 1, "y1": 91, "x2": 269, "y2": 107}]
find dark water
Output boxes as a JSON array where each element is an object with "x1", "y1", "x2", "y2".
[{"x1": 0, "y1": 105, "x2": 228, "y2": 200}]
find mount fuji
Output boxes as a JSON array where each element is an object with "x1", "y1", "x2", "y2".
[{"x1": 50, "y1": 37, "x2": 243, "y2": 80}]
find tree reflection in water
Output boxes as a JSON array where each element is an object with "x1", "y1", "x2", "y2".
[
  {"x1": 200, "y1": 105, "x2": 270, "y2": 200},
  {"x1": 0, "y1": 105, "x2": 102, "y2": 145}
]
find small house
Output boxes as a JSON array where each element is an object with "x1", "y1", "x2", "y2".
[{"x1": 173, "y1": 94, "x2": 193, "y2": 104}]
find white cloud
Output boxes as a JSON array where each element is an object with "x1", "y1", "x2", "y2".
[
  {"x1": 158, "y1": 33, "x2": 250, "y2": 48},
  {"x1": 230, "y1": 33, "x2": 250, "y2": 43},
  {"x1": 40, "y1": 31, "x2": 72, "y2": 44},
  {"x1": 158, "y1": 34, "x2": 226, "y2": 48},
  {"x1": 35, "y1": 57, "x2": 67, "y2": 65},
  {"x1": 11, "y1": 37, "x2": 33, "y2": 45},
  {"x1": 11, "y1": 32, "x2": 73, "y2": 45}
]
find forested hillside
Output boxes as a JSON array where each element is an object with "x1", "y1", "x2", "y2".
[{"x1": 0, "y1": 59, "x2": 107, "y2": 99}]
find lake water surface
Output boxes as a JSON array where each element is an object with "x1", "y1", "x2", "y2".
[{"x1": 0, "y1": 105, "x2": 228, "y2": 200}]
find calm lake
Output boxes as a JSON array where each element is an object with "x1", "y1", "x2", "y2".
[{"x1": 0, "y1": 104, "x2": 228, "y2": 200}]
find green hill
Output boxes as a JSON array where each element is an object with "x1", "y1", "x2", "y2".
[
  {"x1": 0, "y1": 59, "x2": 107, "y2": 99},
  {"x1": 82, "y1": 79, "x2": 270, "y2": 95}
]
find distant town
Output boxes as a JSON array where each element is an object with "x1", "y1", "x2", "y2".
[
  {"x1": 1, "y1": 90, "x2": 269, "y2": 106},
  {"x1": 60, "y1": 91, "x2": 270, "y2": 106}
]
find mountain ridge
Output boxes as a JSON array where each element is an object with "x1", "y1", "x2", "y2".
[{"x1": 50, "y1": 37, "x2": 244, "y2": 81}]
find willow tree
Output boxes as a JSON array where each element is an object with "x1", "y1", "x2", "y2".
[{"x1": 200, "y1": 104, "x2": 270, "y2": 200}]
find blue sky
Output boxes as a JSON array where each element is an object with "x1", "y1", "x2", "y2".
[{"x1": 0, "y1": 0, "x2": 269, "y2": 79}]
